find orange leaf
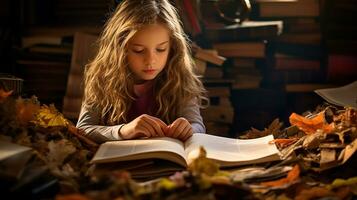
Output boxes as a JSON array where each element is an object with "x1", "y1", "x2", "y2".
[
  {"x1": 0, "y1": 89, "x2": 13, "y2": 102},
  {"x1": 55, "y1": 194, "x2": 91, "y2": 200},
  {"x1": 16, "y1": 98, "x2": 40, "y2": 125},
  {"x1": 269, "y1": 138, "x2": 299, "y2": 148},
  {"x1": 261, "y1": 164, "x2": 300, "y2": 187},
  {"x1": 289, "y1": 112, "x2": 334, "y2": 134}
]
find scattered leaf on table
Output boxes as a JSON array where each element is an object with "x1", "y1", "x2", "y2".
[
  {"x1": 260, "y1": 164, "x2": 300, "y2": 187},
  {"x1": 289, "y1": 112, "x2": 334, "y2": 134}
]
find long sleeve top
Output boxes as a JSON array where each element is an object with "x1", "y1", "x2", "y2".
[{"x1": 76, "y1": 82, "x2": 205, "y2": 143}]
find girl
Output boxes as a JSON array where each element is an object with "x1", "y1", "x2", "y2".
[{"x1": 76, "y1": 0, "x2": 207, "y2": 143}]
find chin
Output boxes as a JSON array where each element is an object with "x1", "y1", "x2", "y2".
[{"x1": 142, "y1": 74, "x2": 158, "y2": 80}]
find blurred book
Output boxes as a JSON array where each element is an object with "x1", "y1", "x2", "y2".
[
  {"x1": 205, "y1": 20, "x2": 282, "y2": 42},
  {"x1": 252, "y1": 0, "x2": 320, "y2": 18},
  {"x1": 21, "y1": 35, "x2": 73, "y2": 48},
  {"x1": 315, "y1": 81, "x2": 357, "y2": 109},
  {"x1": 0, "y1": 141, "x2": 33, "y2": 181},
  {"x1": 213, "y1": 41, "x2": 267, "y2": 58}
]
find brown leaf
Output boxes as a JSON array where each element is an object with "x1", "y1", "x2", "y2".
[
  {"x1": 46, "y1": 139, "x2": 76, "y2": 168},
  {"x1": 260, "y1": 164, "x2": 300, "y2": 187},
  {"x1": 0, "y1": 89, "x2": 12, "y2": 103},
  {"x1": 55, "y1": 194, "x2": 91, "y2": 200},
  {"x1": 295, "y1": 187, "x2": 334, "y2": 200},
  {"x1": 15, "y1": 97, "x2": 40, "y2": 126},
  {"x1": 269, "y1": 138, "x2": 299, "y2": 148}
]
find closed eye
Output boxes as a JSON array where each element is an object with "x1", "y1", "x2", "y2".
[
  {"x1": 132, "y1": 49, "x2": 144, "y2": 54},
  {"x1": 156, "y1": 48, "x2": 167, "y2": 52}
]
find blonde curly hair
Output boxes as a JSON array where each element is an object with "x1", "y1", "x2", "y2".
[{"x1": 83, "y1": 0, "x2": 207, "y2": 125}]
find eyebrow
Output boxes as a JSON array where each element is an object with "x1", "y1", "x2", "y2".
[{"x1": 132, "y1": 41, "x2": 169, "y2": 46}]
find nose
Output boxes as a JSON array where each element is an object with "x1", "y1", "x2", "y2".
[{"x1": 145, "y1": 50, "x2": 156, "y2": 67}]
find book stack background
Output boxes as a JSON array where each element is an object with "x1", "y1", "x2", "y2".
[
  {"x1": 250, "y1": 0, "x2": 327, "y2": 115},
  {"x1": 191, "y1": 47, "x2": 234, "y2": 137},
  {"x1": 62, "y1": 32, "x2": 98, "y2": 121},
  {"x1": 197, "y1": 0, "x2": 287, "y2": 135},
  {"x1": 15, "y1": 34, "x2": 73, "y2": 110},
  {"x1": 323, "y1": 0, "x2": 357, "y2": 85}
]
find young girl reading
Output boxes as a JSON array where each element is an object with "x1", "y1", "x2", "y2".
[{"x1": 76, "y1": 0, "x2": 207, "y2": 143}]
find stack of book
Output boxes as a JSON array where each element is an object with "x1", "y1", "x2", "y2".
[
  {"x1": 251, "y1": 0, "x2": 325, "y2": 91},
  {"x1": 62, "y1": 32, "x2": 98, "y2": 121},
  {"x1": 15, "y1": 34, "x2": 74, "y2": 110},
  {"x1": 201, "y1": 85, "x2": 234, "y2": 137},
  {"x1": 206, "y1": 21, "x2": 282, "y2": 90},
  {"x1": 192, "y1": 47, "x2": 234, "y2": 137},
  {"x1": 200, "y1": 17, "x2": 283, "y2": 135}
]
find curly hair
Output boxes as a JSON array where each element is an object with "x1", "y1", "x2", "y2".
[{"x1": 83, "y1": 0, "x2": 207, "y2": 125}]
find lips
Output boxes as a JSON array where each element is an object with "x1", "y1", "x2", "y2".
[{"x1": 143, "y1": 69, "x2": 156, "y2": 74}]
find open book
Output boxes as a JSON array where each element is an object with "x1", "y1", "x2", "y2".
[
  {"x1": 91, "y1": 133, "x2": 281, "y2": 175},
  {"x1": 315, "y1": 80, "x2": 357, "y2": 109}
]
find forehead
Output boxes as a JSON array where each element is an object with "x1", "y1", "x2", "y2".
[{"x1": 130, "y1": 23, "x2": 170, "y2": 45}]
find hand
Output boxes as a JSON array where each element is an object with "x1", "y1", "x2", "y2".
[
  {"x1": 166, "y1": 117, "x2": 193, "y2": 141},
  {"x1": 119, "y1": 114, "x2": 167, "y2": 139}
]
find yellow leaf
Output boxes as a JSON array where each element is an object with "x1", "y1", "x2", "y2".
[{"x1": 32, "y1": 104, "x2": 69, "y2": 128}]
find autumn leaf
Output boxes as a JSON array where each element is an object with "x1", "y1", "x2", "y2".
[
  {"x1": 289, "y1": 112, "x2": 334, "y2": 134},
  {"x1": 269, "y1": 138, "x2": 299, "y2": 148},
  {"x1": 188, "y1": 146, "x2": 219, "y2": 176},
  {"x1": 55, "y1": 194, "x2": 91, "y2": 200},
  {"x1": 16, "y1": 97, "x2": 40, "y2": 126},
  {"x1": 32, "y1": 104, "x2": 69, "y2": 128},
  {"x1": 260, "y1": 164, "x2": 300, "y2": 187},
  {"x1": 0, "y1": 89, "x2": 12, "y2": 103},
  {"x1": 46, "y1": 139, "x2": 76, "y2": 167}
]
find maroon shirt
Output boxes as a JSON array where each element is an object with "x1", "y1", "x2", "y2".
[{"x1": 127, "y1": 81, "x2": 155, "y2": 121}]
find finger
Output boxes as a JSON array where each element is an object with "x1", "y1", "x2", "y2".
[
  {"x1": 151, "y1": 117, "x2": 168, "y2": 136},
  {"x1": 171, "y1": 120, "x2": 186, "y2": 138},
  {"x1": 182, "y1": 126, "x2": 193, "y2": 141},
  {"x1": 177, "y1": 123, "x2": 191, "y2": 141},
  {"x1": 144, "y1": 116, "x2": 166, "y2": 137},
  {"x1": 151, "y1": 116, "x2": 168, "y2": 128},
  {"x1": 140, "y1": 119, "x2": 157, "y2": 138}
]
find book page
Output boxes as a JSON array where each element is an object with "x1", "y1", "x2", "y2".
[
  {"x1": 314, "y1": 81, "x2": 357, "y2": 109},
  {"x1": 0, "y1": 141, "x2": 32, "y2": 161},
  {"x1": 91, "y1": 137, "x2": 188, "y2": 166},
  {"x1": 184, "y1": 134, "x2": 280, "y2": 167}
]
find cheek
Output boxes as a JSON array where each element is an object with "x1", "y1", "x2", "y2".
[
  {"x1": 128, "y1": 55, "x2": 142, "y2": 70},
  {"x1": 159, "y1": 53, "x2": 170, "y2": 66}
]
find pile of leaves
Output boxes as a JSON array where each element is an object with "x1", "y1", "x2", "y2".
[{"x1": 239, "y1": 105, "x2": 357, "y2": 199}]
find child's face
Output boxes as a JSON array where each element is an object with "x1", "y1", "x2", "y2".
[{"x1": 127, "y1": 23, "x2": 171, "y2": 83}]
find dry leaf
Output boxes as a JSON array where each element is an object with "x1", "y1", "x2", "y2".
[
  {"x1": 16, "y1": 97, "x2": 40, "y2": 126},
  {"x1": 260, "y1": 164, "x2": 300, "y2": 187},
  {"x1": 289, "y1": 112, "x2": 334, "y2": 134},
  {"x1": 188, "y1": 146, "x2": 219, "y2": 176},
  {"x1": 55, "y1": 194, "x2": 91, "y2": 200},
  {"x1": 0, "y1": 89, "x2": 12, "y2": 103},
  {"x1": 32, "y1": 104, "x2": 69, "y2": 128},
  {"x1": 295, "y1": 187, "x2": 334, "y2": 200},
  {"x1": 269, "y1": 138, "x2": 299, "y2": 148},
  {"x1": 46, "y1": 139, "x2": 76, "y2": 167}
]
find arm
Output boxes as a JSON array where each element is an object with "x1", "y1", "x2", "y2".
[
  {"x1": 166, "y1": 98, "x2": 205, "y2": 141},
  {"x1": 180, "y1": 98, "x2": 206, "y2": 133},
  {"x1": 76, "y1": 105, "x2": 124, "y2": 143}
]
